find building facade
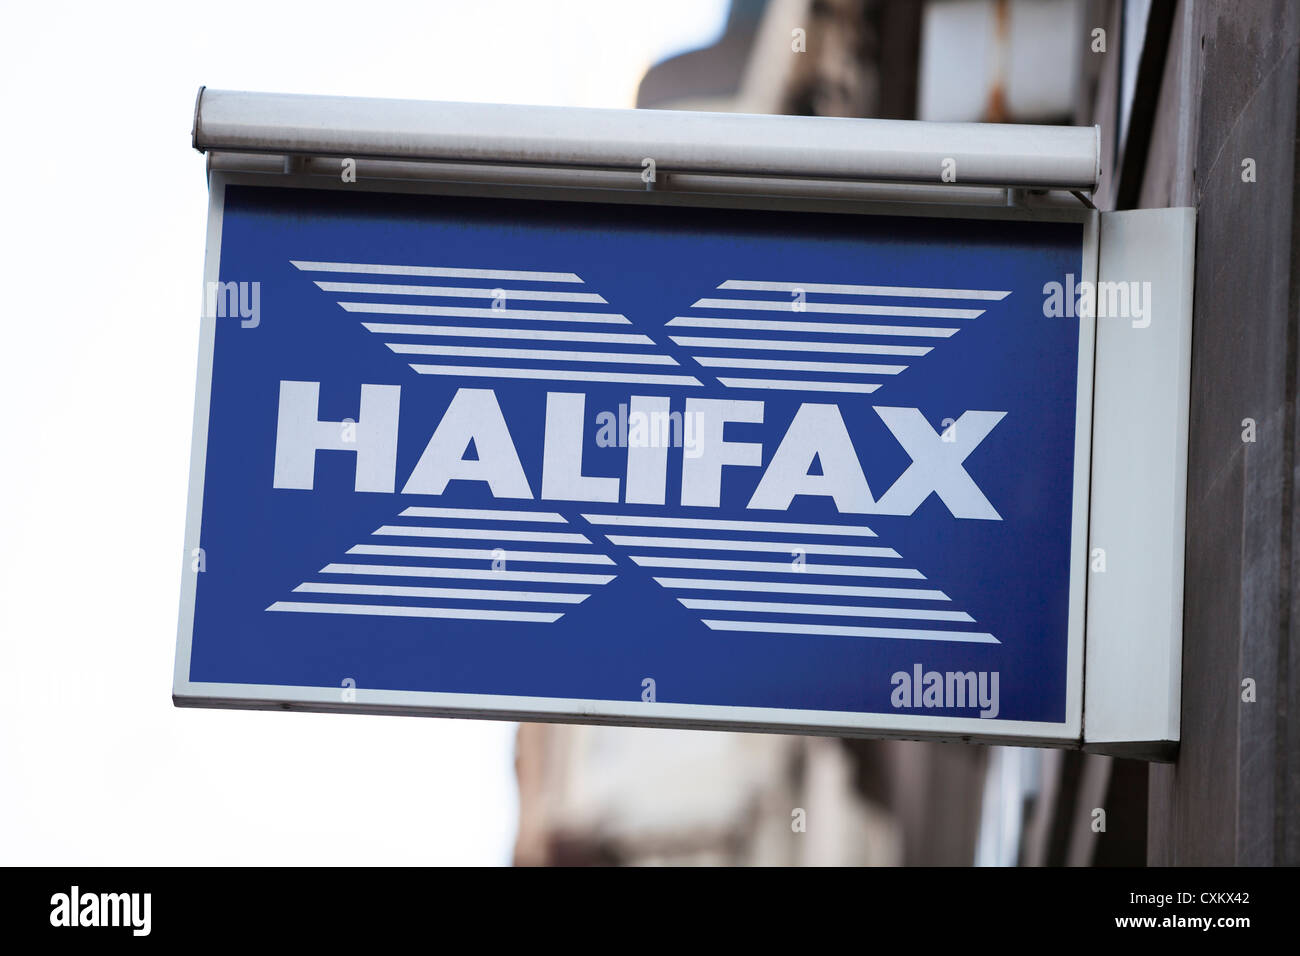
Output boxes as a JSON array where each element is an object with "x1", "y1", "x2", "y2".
[{"x1": 515, "y1": 0, "x2": 1300, "y2": 866}]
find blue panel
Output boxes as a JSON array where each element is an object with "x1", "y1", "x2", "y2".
[{"x1": 188, "y1": 185, "x2": 1084, "y2": 724}]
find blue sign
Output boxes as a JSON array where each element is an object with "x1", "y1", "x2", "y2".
[{"x1": 175, "y1": 179, "x2": 1092, "y2": 741}]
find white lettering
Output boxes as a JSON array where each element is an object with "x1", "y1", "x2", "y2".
[
  {"x1": 402, "y1": 388, "x2": 532, "y2": 498},
  {"x1": 273, "y1": 381, "x2": 400, "y2": 492}
]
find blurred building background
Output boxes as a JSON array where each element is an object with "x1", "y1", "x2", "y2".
[{"x1": 515, "y1": 0, "x2": 1300, "y2": 866}]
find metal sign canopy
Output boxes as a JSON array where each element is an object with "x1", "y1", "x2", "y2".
[
  {"x1": 193, "y1": 87, "x2": 1100, "y2": 189},
  {"x1": 176, "y1": 89, "x2": 1188, "y2": 759}
]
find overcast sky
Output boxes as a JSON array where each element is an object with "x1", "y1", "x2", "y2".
[{"x1": 0, "y1": 0, "x2": 728, "y2": 865}]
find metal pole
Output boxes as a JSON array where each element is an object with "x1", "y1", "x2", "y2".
[{"x1": 193, "y1": 88, "x2": 1101, "y2": 191}]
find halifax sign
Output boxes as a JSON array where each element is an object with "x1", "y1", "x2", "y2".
[{"x1": 174, "y1": 179, "x2": 1093, "y2": 744}]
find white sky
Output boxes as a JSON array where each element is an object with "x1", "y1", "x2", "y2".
[{"x1": 0, "y1": 0, "x2": 729, "y2": 865}]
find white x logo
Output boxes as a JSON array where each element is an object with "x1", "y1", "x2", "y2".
[{"x1": 872, "y1": 407, "x2": 1007, "y2": 520}]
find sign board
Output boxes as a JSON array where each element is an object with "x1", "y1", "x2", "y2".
[{"x1": 175, "y1": 174, "x2": 1099, "y2": 744}]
